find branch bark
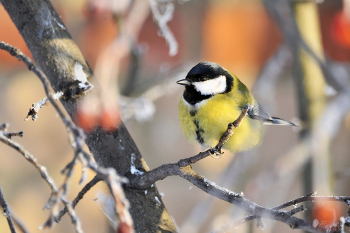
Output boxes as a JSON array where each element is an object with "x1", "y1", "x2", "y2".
[
  {"x1": 1, "y1": 0, "x2": 177, "y2": 232},
  {"x1": 0, "y1": 186, "x2": 17, "y2": 233}
]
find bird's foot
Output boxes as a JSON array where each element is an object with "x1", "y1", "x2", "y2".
[{"x1": 209, "y1": 147, "x2": 223, "y2": 159}]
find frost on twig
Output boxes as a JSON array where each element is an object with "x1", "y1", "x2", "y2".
[
  {"x1": 0, "y1": 41, "x2": 134, "y2": 232},
  {"x1": 0, "y1": 123, "x2": 23, "y2": 139},
  {"x1": 150, "y1": 0, "x2": 178, "y2": 56},
  {"x1": 24, "y1": 91, "x2": 64, "y2": 121},
  {"x1": 23, "y1": 63, "x2": 92, "y2": 122},
  {"x1": 0, "y1": 123, "x2": 83, "y2": 233}
]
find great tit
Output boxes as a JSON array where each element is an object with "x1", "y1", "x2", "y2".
[{"x1": 177, "y1": 61, "x2": 295, "y2": 153}]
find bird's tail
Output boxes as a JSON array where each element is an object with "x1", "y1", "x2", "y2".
[{"x1": 264, "y1": 117, "x2": 297, "y2": 127}]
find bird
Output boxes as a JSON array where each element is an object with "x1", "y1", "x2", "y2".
[{"x1": 177, "y1": 61, "x2": 296, "y2": 154}]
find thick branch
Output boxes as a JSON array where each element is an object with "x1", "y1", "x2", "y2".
[{"x1": 1, "y1": 1, "x2": 177, "y2": 231}]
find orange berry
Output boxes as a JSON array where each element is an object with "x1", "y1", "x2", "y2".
[{"x1": 312, "y1": 202, "x2": 341, "y2": 228}]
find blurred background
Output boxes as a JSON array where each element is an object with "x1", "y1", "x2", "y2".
[{"x1": 1, "y1": 0, "x2": 350, "y2": 232}]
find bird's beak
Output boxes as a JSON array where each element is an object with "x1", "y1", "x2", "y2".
[{"x1": 176, "y1": 79, "x2": 190, "y2": 86}]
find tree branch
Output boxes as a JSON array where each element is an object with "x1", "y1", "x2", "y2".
[
  {"x1": 149, "y1": 0, "x2": 178, "y2": 56},
  {"x1": 0, "y1": 0, "x2": 177, "y2": 230},
  {"x1": 0, "y1": 185, "x2": 17, "y2": 233},
  {"x1": 129, "y1": 104, "x2": 250, "y2": 189},
  {"x1": 56, "y1": 176, "x2": 102, "y2": 222},
  {"x1": 0, "y1": 41, "x2": 133, "y2": 232},
  {"x1": 128, "y1": 100, "x2": 350, "y2": 232}
]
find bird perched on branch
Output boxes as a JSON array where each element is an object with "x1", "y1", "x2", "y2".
[{"x1": 177, "y1": 61, "x2": 295, "y2": 154}]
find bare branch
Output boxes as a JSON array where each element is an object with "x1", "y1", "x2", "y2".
[
  {"x1": 24, "y1": 91, "x2": 63, "y2": 121},
  {"x1": 212, "y1": 190, "x2": 350, "y2": 233},
  {"x1": 149, "y1": 0, "x2": 178, "y2": 56},
  {"x1": 0, "y1": 41, "x2": 135, "y2": 232},
  {"x1": 1, "y1": 0, "x2": 176, "y2": 230},
  {"x1": 179, "y1": 166, "x2": 326, "y2": 233},
  {"x1": 0, "y1": 186, "x2": 17, "y2": 233},
  {"x1": 130, "y1": 104, "x2": 250, "y2": 189},
  {"x1": 0, "y1": 123, "x2": 23, "y2": 139},
  {"x1": 128, "y1": 99, "x2": 350, "y2": 232},
  {"x1": 0, "y1": 128, "x2": 58, "y2": 194},
  {"x1": 0, "y1": 124, "x2": 83, "y2": 232},
  {"x1": 56, "y1": 176, "x2": 102, "y2": 222}
]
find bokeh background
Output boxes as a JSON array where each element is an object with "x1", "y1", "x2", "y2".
[{"x1": 1, "y1": 0, "x2": 350, "y2": 232}]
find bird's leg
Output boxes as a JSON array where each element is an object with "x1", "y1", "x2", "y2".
[{"x1": 209, "y1": 146, "x2": 224, "y2": 159}]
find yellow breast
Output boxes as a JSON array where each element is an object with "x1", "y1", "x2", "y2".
[{"x1": 178, "y1": 93, "x2": 264, "y2": 152}]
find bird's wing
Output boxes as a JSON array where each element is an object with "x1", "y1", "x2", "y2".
[
  {"x1": 248, "y1": 100, "x2": 296, "y2": 126},
  {"x1": 247, "y1": 100, "x2": 273, "y2": 122}
]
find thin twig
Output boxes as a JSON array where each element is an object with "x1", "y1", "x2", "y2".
[
  {"x1": 179, "y1": 165, "x2": 326, "y2": 233},
  {"x1": 213, "y1": 190, "x2": 350, "y2": 233},
  {"x1": 56, "y1": 176, "x2": 102, "y2": 222},
  {"x1": 24, "y1": 92, "x2": 63, "y2": 121},
  {"x1": 0, "y1": 185, "x2": 17, "y2": 233},
  {"x1": 180, "y1": 151, "x2": 254, "y2": 232},
  {"x1": 0, "y1": 125, "x2": 81, "y2": 232},
  {"x1": 0, "y1": 123, "x2": 23, "y2": 139},
  {"x1": 149, "y1": 0, "x2": 178, "y2": 56},
  {"x1": 213, "y1": 205, "x2": 306, "y2": 233},
  {"x1": 0, "y1": 130, "x2": 58, "y2": 194},
  {"x1": 0, "y1": 42, "x2": 133, "y2": 232}
]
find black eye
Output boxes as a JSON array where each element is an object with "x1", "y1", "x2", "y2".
[{"x1": 200, "y1": 77, "x2": 206, "y2": 81}]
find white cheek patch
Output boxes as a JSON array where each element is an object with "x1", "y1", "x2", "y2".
[{"x1": 193, "y1": 75, "x2": 227, "y2": 95}]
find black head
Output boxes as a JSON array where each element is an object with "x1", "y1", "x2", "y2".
[
  {"x1": 177, "y1": 62, "x2": 234, "y2": 105},
  {"x1": 186, "y1": 62, "x2": 230, "y2": 82}
]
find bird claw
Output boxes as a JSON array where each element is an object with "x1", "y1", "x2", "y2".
[{"x1": 209, "y1": 147, "x2": 223, "y2": 159}]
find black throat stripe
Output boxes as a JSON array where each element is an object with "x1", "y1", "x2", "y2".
[
  {"x1": 189, "y1": 109, "x2": 197, "y2": 116},
  {"x1": 183, "y1": 86, "x2": 212, "y2": 105},
  {"x1": 193, "y1": 120, "x2": 204, "y2": 144}
]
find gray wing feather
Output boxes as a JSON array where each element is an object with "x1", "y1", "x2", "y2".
[
  {"x1": 248, "y1": 100, "x2": 296, "y2": 126},
  {"x1": 247, "y1": 100, "x2": 273, "y2": 122}
]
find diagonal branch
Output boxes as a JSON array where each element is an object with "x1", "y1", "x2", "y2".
[
  {"x1": 56, "y1": 176, "x2": 102, "y2": 222},
  {"x1": 0, "y1": 185, "x2": 17, "y2": 233},
  {"x1": 128, "y1": 102, "x2": 350, "y2": 233},
  {"x1": 0, "y1": 41, "x2": 133, "y2": 232},
  {"x1": 129, "y1": 104, "x2": 250, "y2": 189}
]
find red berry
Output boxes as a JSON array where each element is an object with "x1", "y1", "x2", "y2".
[
  {"x1": 312, "y1": 202, "x2": 341, "y2": 228},
  {"x1": 75, "y1": 108, "x2": 99, "y2": 133},
  {"x1": 100, "y1": 107, "x2": 121, "y2": 132}
]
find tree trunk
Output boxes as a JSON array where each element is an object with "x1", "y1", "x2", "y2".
[{"x1": 1, "y1": 0, "x2": 177, "y2": 232}]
